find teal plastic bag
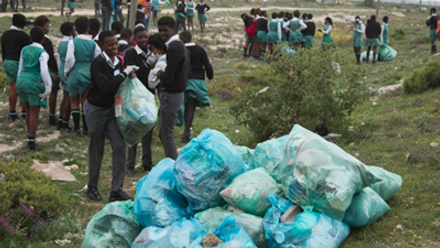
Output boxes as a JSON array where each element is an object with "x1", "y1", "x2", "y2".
[
  {"x1": 235, "y1": 145, "x2": 254, "y2": 168},
  {"x1": 220, "y1": 167, "x2": 283, "y2": 216},
  {"x1": 263, "y1": 194, "x2": 350, "y2": 248},
  {"x1": 343, "y1": 187, "x2": 391, "y2": 228},
  {"x1": 131, "y1": 218, "x2": 204, "y2": 248},
  {"x1": 195, "y1": 207, "x2": 267, "y2": 247},
  {"x1": 367, "y1": 165, "x2": 402, "y2": 201},
  {"x1": 115, "y1": 77, "x2": 158, "y2": 147},
  {"x1": 189, "y1": 216, "x2": 257, "y2": 248},
  {"x1": 174, "y1": 129, "x2": 246, "y2": 211},
  {"x1": 134, "y1": 158, "x2": 193, "y2": 228},
  {"x1": 251, "y1": 135, "x2": 289, "y2": 183},
  {"x1": 82, "y1": 200, "x2": 141, "y2": 248},
  {"x1": 282, "y1": 125, "x2": 375, "y2": 220},
  {"x1": 379, "y1": 44, "x2": 397, "y2": 62}
]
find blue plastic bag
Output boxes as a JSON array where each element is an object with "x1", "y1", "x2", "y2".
[
  {"x1": 174, "y1": 129, "x2": 246, "y2": 211},
  {"x1": 134, "y1": 158, "x2": 193, "y2": 228},
  {"x1": 189, "y1": 216, "x2": 257, "y2": 248},
  {"x1": 131, "y1": 218, "x2": 204, "y2": 248},
  {"x1": 263, "y1": 194, "x2": 350, "y2": 248}
]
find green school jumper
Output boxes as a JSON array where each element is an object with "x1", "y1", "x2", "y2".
[
  {"x1": 353, "y1": 23, "x2": 363, "y2": 48},
  {"x1": 186, "y1": 1, "x2": 195, "y2": 17},
  {"x1": 58, "y1": 40, "x2": 69, "y2": 92},
  {"x1": 153, "y1": 0, "x2": 161, "y2": 12},
  {"x1": 67, "y1": 38, "x2": 97, "y2": 96},
  {"x1": 267, "y1": 20, "x2": 280, "y2": 44},
  {"x1": 280, "y1": 20, "x2": 287, "y2": 43},
  {"x1": 321, "y1": 24, "x2": 335, "y2": 50},
  {"x1": 16, "y1": 45, "x2": 47, "y2": 108},
  {"x1": 381, "y1": 23, "x2": 389, "y2": 45},
  {"x1": 288, "y1": 19, "x2": 304, "y2": 45}
]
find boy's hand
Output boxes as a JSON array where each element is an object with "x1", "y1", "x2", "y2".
[{"x1": 130, "y1": 72, "x2": 137, "y2": 79}]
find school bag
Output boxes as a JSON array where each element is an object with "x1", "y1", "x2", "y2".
[{"x1": 247, "y1": 18, "x2": 257, "y2": 38}]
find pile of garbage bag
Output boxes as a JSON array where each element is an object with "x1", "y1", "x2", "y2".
[{"x1": 82, "y1": 125, "x2": 402, "y2": 248}]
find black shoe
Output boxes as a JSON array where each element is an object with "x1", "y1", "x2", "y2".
[
  {"x1": 126, "y1": 166, "x2": 135, "y2": 175},
  {"x1": 49, "y1": 116, "x2": 57, "y2": 126},
  {"x1": 109, "y1": 190, "x2": 133, "y2": 202},
  {"x1": 26, "y1": 142, "x2": 42, "y2": 151},
  {"x1": 181, "y1": 134, "x2": 191, "y2": 143},
  {"x1": 87, "y1": 186, "x2": 102, "y2": 201},
  {"x1": 142, "y1": 164, "x2": 152, "y2": 172},
  {"x1": 82, "y1": 130, "x2": 89, "y2": 136},
  {"x1": 8, "y1": 115, "x2": 19, "y2": 122},
  {"x1": 72, "y1": 129, "x2": 81, "y2": 136},
  {"x1": 61, "y1": 126, "x2": 73, "y2": 133},
  {"x1": 56, "y1": 122, "x2": 62, "y2": 131}
]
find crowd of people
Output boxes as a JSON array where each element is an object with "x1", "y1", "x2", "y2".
[
  {"x1": 240, "y1": 8, "x2": 391, "y2": 64},
  {"x1": 1, "y1": 14, "x2": 213, "y2": 202}
]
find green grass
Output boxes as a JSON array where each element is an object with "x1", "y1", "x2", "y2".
[{"x1": 1, "y1": 3, "x2": 440, "y2": 248}]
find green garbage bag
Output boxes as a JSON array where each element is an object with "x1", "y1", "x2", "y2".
[
  {"x1": 379, "y1": 44, "x2": 397, "y2": 62},
  {"x1": 81, "y1": 200, "x2": 142, "y2": 248},
  {"x1": 235, "y1": 145, "x2": 254, "y2": 168},
  {"x1": 367, "y1": 165, "x2": 402, "y2": 201},
  {"x1": 343, "y1": 187, "x2": 391, "y2": 228},
  {"x1": 282, "y1": 125, "x2": 376, "y2": 220},
  {"x1": 115, "y1": 77, "x2": 158, "y2": 147},
  {"x1": 194, "y1": 207, "x2": 267, "y2": 248},
  {"x1": 220, "y1": 167, "x2": 283, "y2": 216}
]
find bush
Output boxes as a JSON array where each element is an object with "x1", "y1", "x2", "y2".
[
  {"x1": 391, "y1": 28, "x2": 406, "y2": 41},
  {"x1": 404, "y1": 61, "x2": 440, "y2": 94},
  {"x1": 230, "y1": 47, "x2": 368, "y2": 141}
]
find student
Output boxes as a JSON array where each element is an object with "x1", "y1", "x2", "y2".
[
  {"x1": 85, "y1": 30, "x2": 136, "y2": 201},
  {"x1": 124, "y1": 26, "x2": 158, "y2": 174},
  {"x1": 175, "y1": 0, "x2": 187, "y2": 32},
  {"x1": 101, "y1": 0, "x2": 112, "y2": 31},
  {"x1": 65, "y1": 17, "x2": 101, "y2": 135},
  {"x1": 94, "y1": 0, "x2": 101, "y2": 17},
  {"x1": 34, "y1": 15, "x2": 60, "y2": 127},
  {"x1": 145, "y1": 0, "x2": 155, "y2": 32},
  {"x1": 186, "y1": 0, "x2": 195, "y2": 31},
  {"x1": 365, "y1": 15, "x2": 381, "y2": 63},
  {"x1": 66, "y1": 0, "x2": 75, "y2": 17},
  {"x1": 195, "y1": 0, "x2": 210, "y2": 33},
  {"x1": 381, "y1": 16, "x2": 389, "y2": 45},
  {"x1": 241, "y1": 12, "x2": 254, "y2": 58},
  {"x1": 57, "y1": 22, "x2": 76, "y2": 132},
  {"x1": 136, "y1": 4, "x2": 147, "y2": 28},
  {"x1": 119, "y1": 28, "x2": 134, "y2": 55},
  {"x1": 150, "y1": 16, "x2": 190, "y2": 159},
  {"x1": 283, "y1": 10, "x2": 306, "y2": 49},
  {"x1": 318, "y1": 17, "x2": 335, "y2": 50},
  {"x1": 427, "y1": 8, "x2": 439, "y2": 54},
  {"x1": 267, "y1": 12, "x2": 281, "y2": 55},
  {"x1": 250, "y1": 9, "x2": 261, "y2": 58},
  {"x1": 113, "y1": 0, "x2": 124, "y2": 23},
  {"x1": 302, "y1": 13, "x2": 316, "y2": 48},
  {"x1": 255, "y1": 11, "x2": 268, "y2": 58},
  {"x1": 111, "y1": 21, "x2": 124, "y2": 40},
  {"x1": 1, "y1": 14, "x2": 30, "y2": 121},
  {"x1": 351, "y1": 16, "x2": 365, "y2": 64},
  {"x1": 277, "y1": 11, "x2": 287, "y2": 44},
  {"x1": 179, "y1": 31, "x2": 213, "y2": 143},
  {"x1": 16, "y1": 28, "x2": 52, "y2": 150},
  {"x1": 89, "y1": 18, "x2": 102, "y2": 42},
  {"x1": 152, "y1": 0, "x2": 165, "y2": 26}
]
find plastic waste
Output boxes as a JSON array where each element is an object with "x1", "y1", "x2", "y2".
[
  {"x1": 189, "y1": 216, "x2": 257, "y2": 248},
  {"x1": 379, "y1": 44, "x2": 397, "y2": 62},
  {"x1": 281, "y1": 125, "x2": 375, "y2": 220},
  {"x1": 115, "y1": 77, "x2": 158, "y2": 147},
  {"x1": 131, "y1": 218, "x2": 203, "y2": 248},
  {"x1": 343, "y1": 187, "x2": 391, "y2": 228},
  {"x1": 134, "y1": 158, "x2": 193, "y2": 228},
  {"x1": 174, "y1": 129, "x2": 246, "y2": 211},
  {"x1": 220, "y1": 167, "x2": 283, "y2": 216},
  {"x1": 235, "y1": 146, "x2": 254, "y2": 168},
  {"x1": 194, "y1": 207, "x2": 267, "y2": 248},
  {"x1": 367, "y1": 165, "x2": 402, "y2": 201},
  {"x1": 263, "y1": 194, "x2": 350, "y2": 248},
  {"x1": 82, "y1": 200, "x2": 141, "y2": 248}
]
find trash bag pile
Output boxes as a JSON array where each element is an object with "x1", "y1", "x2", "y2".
[{"x1": 82, "y1": 125, "x2": 402, "y2": 248}]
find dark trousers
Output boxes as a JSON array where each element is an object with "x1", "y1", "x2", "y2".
[
  {"x1": 114, "y1": 8, "x2": 124, "y2": 23},
  {"x1": 101, "y1": 6, "x2": 112, "y2": 31},
  {"x1": 175, "y1": 16, "x2": 187, "y2": 32},
  {"x1": 126, "y1": 129, "x2": 153, "y2": 169},
  {"x1": 159, "y1": 91, "x2": 184, "y2": 159},
  {"x1": 60, "y1": 0, "x2": 66, "y2": 15},
  {"x1": 85, "y1": 101, "x2": 126, "y2": 193},
  {"x1": 94, "y1": 2, "x2": 101, "y2": 16}
]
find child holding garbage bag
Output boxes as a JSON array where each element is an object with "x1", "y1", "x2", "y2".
[
  {"x1": 350, "y1": 16, "x2": 365, "y2": 64},
  {"x1": 85, "y1": 30, "x2": 137, "y2": 202}
]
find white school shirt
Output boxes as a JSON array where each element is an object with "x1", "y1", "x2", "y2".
[
  {"x1": 380, "y1": 22, "x2": 388, "y2": 42},
  {"x1": 165, "y1": 34, "x2": 181, "y2": 48},
  {"x1": 350, "y1": 19, "x2": 365, "y2": 33},
  {"x1": 283, "y1": 17, "x2": 307, "y2": 32},
  {"x1": 322, "y1": 24, "x2": 333, "y2": 34},
  {"x1": 148, "y1": 54, "x2": 166, "y2": 89},
  {"x1": 17, "y1": 42, "x2": 52, "y2": 90},
  {"x1": 64, "y1": 34, "x2": 101, "y2": 77},
  {"x1": 8, "y1": 25, "x2": 22, "y2": 31},
  {"x1": 57, "y1": 36, "x2": 73, "y2": 70},
  {"x1": 186, "y1": 1, "x2": 195, "y2": 10},
  {"x1": 102, "y1": 51, "x2": 120, "y2": 67}
]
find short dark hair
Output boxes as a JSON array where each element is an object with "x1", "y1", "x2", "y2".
[
  {"x1": 307, "y1": 13, "x2": 313, "y2": 20},
  {"x1": 30, "y1": 27, "x2": 45, "y2": 43},
  {"x1": 111, "y1": 21, "x2": 123, "y2": 34},
  {"x1": 60, "y1": 21, "x2": 75, "y2": 36},
  {"x1": 431, "y1": 7, "x2": 437, "y2": 13},
  {"x1": 383, "y1": 16, "x2": 389, "y2": 23},
  {"x1": 250, "y1": 8, "x2": 255, "y2": 15},
  {"x1": 179, "y1": 31, "x2": 192, "y2": 42},
  {"x1": 89, "y1": 18, "x2": 101, "y2": 32},
  {"x1": 99, "y1": 30, "x2": 115, "y2": 45},
  {"x1": 158, "y1": 16, "x2": 176, "y2": 29},
  {"x1": 278, "y1": 11, "x2": 285, "y2": 18},
  {"x1": 120, "y1": 28, "x2": 133, "y2": 40},
  {"x1": 272, "y1": 12, "x2": 278, "y2": 19},
  {"x1": 293, "y1": 10, "x2": 300, "y2": 18},
  {"x1": 302, "y1": 13, "x2": 307, "y2": 20},
  {"x1": 74, "y1": 16, "x2": 89, "y2": 34},
  {"x1": 370, "y1": 15, "x2": 376, "y2": 21},
  {"x1": 148, "y1": 33, "x2": 167, "y2": 53},
  {"x1": 34, "y1": 15, "x2": 50, "y2": 27},
  {"x1": 134, "y1": 26, "x2": 147, "y2": 36}
]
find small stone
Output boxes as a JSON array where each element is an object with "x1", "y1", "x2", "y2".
[
  {"x1": 70, "y1": 164, "x2": 79, "y2": 171},
  {"x1": 396, "y1": 224, "x2": 404, "y2": 231},
  {"x1": 64, "y1": 166, "x2": 72, "y2": 171}
]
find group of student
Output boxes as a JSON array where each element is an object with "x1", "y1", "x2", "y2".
[
  {"x1": 1, "y1": 14, "x2": 213, "y2": 202},
  {"x1": 174, "y1": 0, "x2": 211, "y2": 33},
  {"x1": 240, "y1": 8, "x2": 390, "y2": 65}
]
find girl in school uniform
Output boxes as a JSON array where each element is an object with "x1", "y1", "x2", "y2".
[
  {"x1": 267, "y1": 12, "x2": 281, "y2": 55},
  {"x1": 195, "y1": 0, "x2": 210, "y2": 33},
  {"x1": 66, "y1": 0, "x2": 76, "y2": 17},
  {"x1": 365, "y1": 15, "x2": 381, "y2": 63},
  {"x1": 283, "y1": 10, "x2": 307, "y2": 49},
  {"x1": 256, "y1": 10, "x2": 268, "y2": 58},
  {"x1": 278, "y1": 11, "x2": 288, "y2": 44},
  {"x1": 186, "y1": 0, "x2": 195, "y2": 31},
  {"x1": 351, "y1": 16, "x2": 365, "y2": 64},
  {"x1": 318, "y1": 17, "x2": 335, "y2": 50},
  {"x1": 64, "y1": 17, "x2": 101, "y2": 135},
  {"x1": 152, "y1": 0, "x2": 169, "y2": 26},
  {"x1": 381, "y1": 16, "x2": 389, "y2": 45},
  {"x1": 301, "y1": 13, "x2": 316, "y2": 48},
  {"x1": 241, "y1": 11, "x2": 254, "y2": 58}
]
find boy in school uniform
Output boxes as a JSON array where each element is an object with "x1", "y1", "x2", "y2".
[
  {"x1": 426, "y1": 8, "x2": 439, "y2": 54},
  {"x1": 1, "y1": 14, "x2": 31, "y2": 121},
  {"x1": 16, "y1": 28, "x2": 52, "y2": 150},
  {"x1": 195, "y1": 0, "x2": 210, "y2": 33},
  {"x1": 111, "y1": 21, "x2": 124, "y2": 40},
  {"x1": 65, "y1": 17, "x2": 101, "y2": 135},
  {"x1": 85, "y1": 30, "x2": 137, "y2": 201},
  {"x1": 118, "y1": 28, "x2": 134, "y2": 55},
  {"x1": 89, "y1": 18, "x2": 102, "y2": 43}
]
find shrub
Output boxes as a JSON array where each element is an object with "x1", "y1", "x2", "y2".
[
  {"x1": 391, "y1": 28, "x2": 406, "y2": 41},
  {"x1": 404, "y1": 61, "x2": 440, "y2": 94},
  {"x1": 230, "y1": 47, "x2": 368, "y2": 141}
]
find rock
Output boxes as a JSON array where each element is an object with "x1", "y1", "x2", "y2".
[
  {"x1": 396, "y1": 224, "x2": 404, "y2": 231},
  {"x1": 280, "y1": 205, "x2": 301, "y2": 223},
  {"x1": 52, "y1": 144, "x2": 65, "y2": 154},
  {"x1": 70, "y1": 164, "x2": 79, "y2": 170},
  {"x1": 202, "y1": 232, "x2": 224, "y2": 247},
  {"x1": 31, "y1": 160, "x2": 76, "y2": 182}
]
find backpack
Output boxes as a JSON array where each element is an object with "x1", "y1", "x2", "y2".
[
  {"x1": 436, "y1": 16, "x2": 440, "y2": 35},
  {"x1": 246, "y1": 18, "x2": 257, "y2": 38}
]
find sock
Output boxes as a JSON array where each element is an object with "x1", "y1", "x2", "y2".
[
  {"x1": 21, "y1": 111, "x2": 26, "y2": 119},
  {"x1": 373, "y1": 52, "x2": 377, "y2": 63},
  {"x1": 82, "y1": 111, "x2": 88, "y2": 131},
  {"x1": 62, "y1": 119, "x2": 70, "y2": 129},
  {"x1": 243, "y1": 46, "x2": 248, "y2": 57},
  {"x1": 366, "y1": 51, "x2": 370, "y2": 63},
  {"x1": 432, "y1": 44, "x2": 437, "y2": 54},
  {"x1": 356, "y1": 53, "x2": 360, "y2": 64},
  {"x1": 57, "y1": 118, "x2": 63, "y2": 126},
  {"x1": 71, "y1": 109, "x2": 80, "y2": 131},
  {"x1": 9, "y1": 110, "x2": 17, "y2": 117},
  {"x1": 28, "y1": 136, "x2": 36, "y2": 144}
]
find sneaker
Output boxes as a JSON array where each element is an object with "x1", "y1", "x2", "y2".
[
  {"x1": 180, "y1": 134, "x2": 191, "y2": 143},
  {"x1": 26, "y1": 142, "x2": 43, "y2": 151},
  {"x1": 109, "y1": 190, "x2": 133, "y2": 202},
  {"x1": 87, "y1": 186, "x2": 102, "y2": 201}
]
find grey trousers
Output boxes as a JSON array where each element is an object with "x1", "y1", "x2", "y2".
[
  {"x1": 101, "y1": 6, "x2": 112, "y2": 31},
  {"x1": 175, "y1": 16, "x2": 187, "y2": 32},
  {"x1": 159, "y1": 91, "x2": 184, "y2": 160},
  {"x1": 94, "y1": 2, "x2": 101, "y2": 16},
  {"x1": 126, "y1": 129, "x2": 153, "y2": 170},
  {"x1": 85, "y1": 101, "x2": 126, "y2": 193}
]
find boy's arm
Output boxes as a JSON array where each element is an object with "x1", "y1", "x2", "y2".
[
  {"x1": 39, "y1": 52, "x2": 52, "y2": 91},
  {"x1": 201, "y1": 47, "x2": 213, "y2": 80},
  {"x1": 124, "y1": 50, "x2": 151, "y2": 70},
  {"x1": 157, "y1": 42, "x2": 184, "y2": 85},
  {"x1": 91, "y1": 60, "x2": 127, "y2": 95},
  {"x1": 64, "y1": 40, "x2": 75, "y2": 76}
]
